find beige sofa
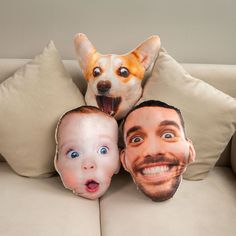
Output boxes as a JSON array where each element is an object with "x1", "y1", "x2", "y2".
[
  {"x1": 1, "y1": 1, "x2": 236, "y2": 235},
  {"x1": 0, "y1": 58, "x2": 236, "y2": 236}
]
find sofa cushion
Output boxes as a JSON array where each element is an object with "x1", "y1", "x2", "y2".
[
  {"x1": 0, "y1": 162, "x2": 100, "y2": 236},
  {"x1": 182, "y1": 64, "x2": 236, "y2": 170},
  {"x1": 0, "y1": 59, "x2": 87, "y2": 95},
  {"x1": 0, "y1": 42, "x2": 85, "y2": 177},
  {"x1": 139, "y1": 48, "x2": 236, "y2": 180},
  {"x1": 182, "y1": 63, "x2": 236, "y2": 99},
  {"x1": 100, "y1": 167, "x2": 236, "y2": 236}
]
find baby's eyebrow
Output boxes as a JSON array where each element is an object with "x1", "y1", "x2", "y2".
[
  {"x1": 126, "y1": 126, "x2": 142, "y2": 139},
  {"x1": 58, "y1": 140, "x2": 76, "y2": 152}
]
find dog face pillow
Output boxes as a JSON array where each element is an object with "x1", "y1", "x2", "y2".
[
  {"x1": 120, "y1": 100, "x2": 196, "y2": 202},
  {"x1": 54, "y1": 106, "x2": 120, "y2": 200},
  {"x1": 74, "y1": 33, "x2": 161, "y2": 120}
]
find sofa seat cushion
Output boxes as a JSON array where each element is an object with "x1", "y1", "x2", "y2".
[
  {"x1": 0, "y1": 163, "x2": 100, "y2": 236},
  {"x1": 100, "y1": 167, "x2": 236, "y2": 236}
]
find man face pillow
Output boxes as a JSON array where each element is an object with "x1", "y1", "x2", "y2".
[
  {"x1": 55, "y1": 106, "x2": 120, "y2": 200},
  {"x1": 120, "y1": 100, "x2": 195, "y2": 201}
]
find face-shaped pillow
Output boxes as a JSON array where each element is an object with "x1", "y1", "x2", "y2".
[
  {"x1": 120, "y1": 100, "x2": 195, "y2": 202},
  {"x1": 55, "y1": 106, "x2": 120, "y2": 200}
]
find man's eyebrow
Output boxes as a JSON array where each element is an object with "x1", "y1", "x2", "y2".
[
  {"x1": 126, "y1": 126, "x2": 142, "y2": 139},
  {"x1": 159, "y1": 120, "x2": 181, "y2": 130}
]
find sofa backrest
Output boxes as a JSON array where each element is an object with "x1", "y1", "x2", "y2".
[{"x1": 0, "y1": 59, "x2": 235, "y2": 167}]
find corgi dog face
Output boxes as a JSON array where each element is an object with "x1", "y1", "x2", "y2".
[{"x1": 74, "y1": 33, "x2": 161, "y2": 120}]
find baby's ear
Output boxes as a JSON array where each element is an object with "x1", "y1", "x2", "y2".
[
  {"x1": 114, "y1": 162, "x2": 121, "y2": 174},
  {"x1": 74, "y1": 33, "x2": 98, "y2": 73},
  {"x1": 130, "y1": 35, "x2": 161, "y2": 70},
  {"x1": 120, "y1": 149, "x2": 129, "y2": 172}
]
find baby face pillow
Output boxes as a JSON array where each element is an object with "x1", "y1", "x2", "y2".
[
  {"x1": 55, "y1": 106, "x2": 120, "y2": 200},
  {"x1": 120, "y1": 100, "x2": 195, "y2": 202}
]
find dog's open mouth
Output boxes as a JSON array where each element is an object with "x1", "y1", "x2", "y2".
[{"x1": 96, "y1": 95, "x2": 121, "y2": 116}]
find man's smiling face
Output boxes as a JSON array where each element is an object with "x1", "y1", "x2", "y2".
[{"x1": 120, "y1": 106, "x2": 195, "y2": 201}]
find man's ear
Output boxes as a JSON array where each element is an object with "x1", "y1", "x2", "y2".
[
  {"x1": 120, "y1": 149, "x2": 129, "y2": 172},
  {"x1": 187, "y1": 139, "x2": 196, "y2": 164},
  {"x1": 74, "y1": 33, "x2": 98, "y2": 74},
  {"x1": 130, "y1": 35, "x2": 161, "y2": 70}
]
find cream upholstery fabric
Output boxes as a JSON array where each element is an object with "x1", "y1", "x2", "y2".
[
  {"x1": 182, "y1": 64, "x2": 236, "y2": 170},
  {"x1": 0, "y1": 163, "x2": 100, "y2": 236},
  {"x1": 100, "y1": 167, "x2": 236, "y2": 236},
  {"x1": 0, "y1": 42, "x2": 85, "y2": 177},
  {"x1": 0, "y1": 59, "x2": 86, "y2": 95}
]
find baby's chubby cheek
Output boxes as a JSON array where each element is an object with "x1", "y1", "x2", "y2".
[{"x1": 56, "y1": 164, "x2": 78, "y2": 190}]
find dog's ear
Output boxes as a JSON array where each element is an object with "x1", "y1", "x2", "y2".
[
  {"x1": 74, "y1": 33, "x2": 97, "y2": 74},
  {"x1": 131, "y1": 35, "x2": 161, "y2": 70}
]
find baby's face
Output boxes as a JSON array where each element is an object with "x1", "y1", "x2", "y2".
[{"x1": 55, "y1": 113, "x2": 120, "y2": 200}]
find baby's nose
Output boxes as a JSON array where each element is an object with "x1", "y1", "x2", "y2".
[{"x1": 82, "y1": 160, "x2": 96, "y2": 171}]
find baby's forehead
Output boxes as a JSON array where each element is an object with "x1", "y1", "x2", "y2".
[
  {"x1": 58, "y1": 112, "x2": 117, "y2": 133},
  {"x1": 57, "y1": 112, "x2": 118, "y2": 141},
  {"x1": 61, "y1": 112, "x2": 113, "y2": 123}
]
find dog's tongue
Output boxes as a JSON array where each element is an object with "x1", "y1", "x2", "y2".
[
  {"x1": 96, "y1": 96, "x2": 121, "y2": 116},
  {"x1": 103, "y1": 96, "x2": 113, "y2": 114}
]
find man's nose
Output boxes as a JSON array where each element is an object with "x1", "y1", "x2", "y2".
[
  {"x1": 81, "y1": 160, "x2": 96, "y2": 171},
  {"x1": 143, "y1": 138, "x2": 165, "y2": 156}
]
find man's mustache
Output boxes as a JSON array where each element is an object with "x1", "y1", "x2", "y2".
[{"x1": 133, "y1": 155, "x2": 180, "y2": 172}]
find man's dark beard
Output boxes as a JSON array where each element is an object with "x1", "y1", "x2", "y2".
[
  {"x1": 131, "y1": 154, "x2": 183, "y2": 202},
  {"x1": 137, "y1": 175, "x2": 182, "y2": 202}
]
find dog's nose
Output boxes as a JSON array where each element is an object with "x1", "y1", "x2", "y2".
[{"x1": 97, "y1": 80, "x2": 111, "y2": 94}]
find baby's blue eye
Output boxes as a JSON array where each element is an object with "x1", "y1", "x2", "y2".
[
  {"x1": 98, "y1": 146, "x2": 109, "y2": 155},
  {"x1": 67, "y1": 150, "x2": 80, "y2": 158}
]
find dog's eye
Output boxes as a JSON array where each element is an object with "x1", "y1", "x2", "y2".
[
  {"x1": 93, "y1": 67, "x2": 102, "y2": 77},
  {"x1": 118, "y1": 67, "x2": 130, "y2": 78}
]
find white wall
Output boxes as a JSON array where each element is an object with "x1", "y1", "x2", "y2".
[{"x1": 0, "y1": 0, "x2": 235, "y2": 64}]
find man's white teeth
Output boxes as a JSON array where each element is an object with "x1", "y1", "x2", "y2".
[{"x1": 142, "y1": 166, "x2": 169, "y2": 175}]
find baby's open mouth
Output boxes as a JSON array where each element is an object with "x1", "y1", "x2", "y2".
[
  {"x1": 85, "y1": 180, "x2": 100, "y2": 193},
  {"x1": 96, "y1": 95, "x2": 121, "y2": 116}
]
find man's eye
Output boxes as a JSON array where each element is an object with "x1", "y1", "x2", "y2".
[
  {"x1": 131, "y1": 136, "x2": 143, "y2": 143},
  {"x1": 98, "y1": 146, "x2": 109, "y2": 155},
  {"x1": 118, "y1": 67, "x2": 130, "y2": 77},
  {"x1": 162, "y1": 132, "x2": 175, "y2": 139},
  {"x1": 67, "y1": 150, "x2": 80, "y2": 159},
  {"x1": 93, "y1": 67, "x2": 102, "y2": 77}
]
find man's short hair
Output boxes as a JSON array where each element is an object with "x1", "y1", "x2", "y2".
[{"x1": 122, "y1": 100, "x2": 186, "y2": 137}]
